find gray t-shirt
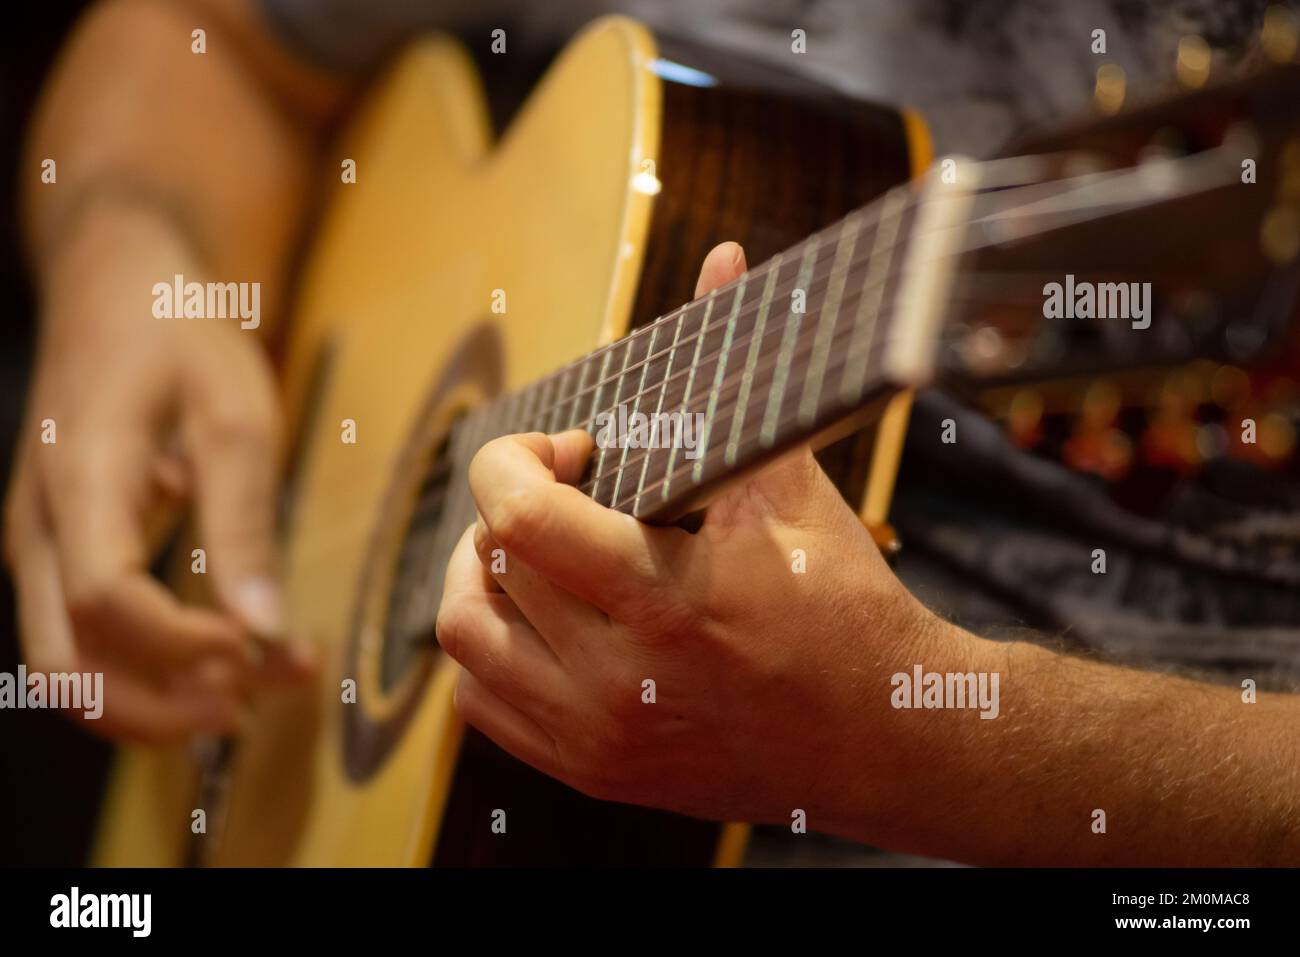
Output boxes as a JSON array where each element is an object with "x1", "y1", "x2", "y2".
[{"x1": 257, "y1": 0, "x2": 1265, "y2": 155}]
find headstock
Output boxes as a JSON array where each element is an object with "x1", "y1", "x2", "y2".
[
  {"x1": 923, "y1": 21, "x2": 1300, "y2": 487},
  {"x1": 936, "y1": 59, "x2": 1300, "y2": 392}
]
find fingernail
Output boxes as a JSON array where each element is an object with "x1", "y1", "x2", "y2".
[
  {"x1": 228, "y1": 577, "x2": 285, "y2": 640},
  {"x1": 731, "y1": 243, "x2": 746, "y2": 267}
]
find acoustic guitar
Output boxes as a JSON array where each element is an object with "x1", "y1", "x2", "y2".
[{"x1": 94, "y1": 16, "x2": 1300, "y2": 865}]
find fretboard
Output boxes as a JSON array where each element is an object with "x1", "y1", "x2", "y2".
[{"x1": 468, "y1": 184, "x2": 921, "y2": 520}]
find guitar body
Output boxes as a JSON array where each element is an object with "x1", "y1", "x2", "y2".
[{"x1": 93, "y1": 16, "x2": 917, "y2": 866}]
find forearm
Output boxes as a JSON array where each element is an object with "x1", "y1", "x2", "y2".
[
  {"x1": 843, "y1": 623, "x2": 1300, "y2": 865},
  {"x1": 23, "y1": 0, "x2": 349, "y2": 336}
]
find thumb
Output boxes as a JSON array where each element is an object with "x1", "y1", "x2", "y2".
[
  {"x1": 548, "y1": 428, "x2": 596, "y2": 485},
  {"x1": 695, "y1": 241, "x2": 746, "y2": 297}
]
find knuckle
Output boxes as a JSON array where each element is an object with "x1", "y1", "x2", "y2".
[
  {"x1": 203, "y1": 405, "x2": 276, "y2": 455},
  {"x1": 64, "y1": 576, "x2": 117, "y2": 634},
  {"x1": 471, "y1": 523, "x2": 495, "y2": 566},
  {"x1": 489, "y1": 488, "x2": 544, "y2": 554},
  {"x1": 434, "y1": 601, "x2": 467, "y2": 660}
]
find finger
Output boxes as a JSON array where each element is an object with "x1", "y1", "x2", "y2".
[
  {"x1": 694, "y1": 242, "x2": 747, "y2": 298},
  {"x1": 472, "y1": 517, "x2": 606, "y2": 645},
  {"x1": 75, "y1": 574, "x2": 251, "y2": 677},
  {"x1": 443, "y1": 523, "x2": 500, "y2": 597},
  {"x1": 468, "y1": 431, "x2": 686, "y2": 617},
  {"x1": 9, "y1": 484, "x2": 82, "y2": 676},
  {"x1": 11, "y1": 504, "x2": 242, "y2": 743},
  {"x1": 438, "y1": 590, "x2": 567, "y2": 717},
  {"x1": 247, "y1": 639, "x2": 319, "y2": 690},
  {"x1": 38, "y1": 435, "x2": 248, "y2": 672},
  {"x1": 453, "y1": 669, "x2": 561, "y2": 779},
  {"x1": 444, "y1": 523, "x2": 578, "y2": 675},
  {"x1": 86, "y1": 656, "x2": 244, "y2": 745},
  {"x1": 44, "y1": 427, "x2": 152, "y2": 593},
  {"x1": 185, "y1": 353, "x2": 286, "y2": 640}
]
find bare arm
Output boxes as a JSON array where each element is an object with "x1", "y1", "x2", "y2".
[
  {"x1": 23, "y1": 0, "x2": 352, "y2": 329},
  {"x1": 441, "y1": 242, "x2": 1300, "y2": 866},
  {"x1": 834, "y1": 627, "x2": 1300, "y2": 865},
  {"x1": 7, "y1": 0, "x2": 354, "y2": 742}
]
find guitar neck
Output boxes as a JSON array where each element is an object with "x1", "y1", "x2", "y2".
[
  {"x1": 466, "y1": 92, "x2": 1300, "y2": 521},
  {"x1": 471, "y1": 182, "x2": 973, "y2": 520}
]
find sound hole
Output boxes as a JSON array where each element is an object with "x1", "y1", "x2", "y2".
[{"x1": 379, "y1": 434, "x2": 455, "y2": 692}]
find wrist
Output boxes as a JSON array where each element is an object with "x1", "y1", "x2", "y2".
[
  {"x1": 817, "y1": 596, "x2": 991, "y2": 847},
  {"x1": 38, "y1": 198, "x2": 206, "y2": 345}
]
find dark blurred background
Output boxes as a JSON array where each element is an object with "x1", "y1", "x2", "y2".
[{"x1": 0, "y1": 1, "x2": 112, "y2": 867}]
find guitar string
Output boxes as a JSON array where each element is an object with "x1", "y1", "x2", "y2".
[
  {"x1": 393, "y1": 293, "x2": 912, "y2": 629},
  {"x1": 465, "y1": 161, "x2": 1165, "y2": 440},
  {"x1": 288, "y1": 250, "x2": 1129, "y2": 558},
  {"x1": 589, "y1": 284, "x2": 907, "y2": 507},
  {"x1": 491, "y1": 198, "x2": 904, "y2": 424},
  {"x1": 590, "y1": 245, "x2": 1180, "y2": 509},
  {"x1": 606, "y1": 297, "x2": 950, "y2": 515},
  {"x1": 496, "y1": 159, "x2": 1104, "y2": 409},
  {"x1": 295, "y1": 164, "x2": 1150, "y2": 514},
  {"x1": 291, "y1": 205, "x2": 909, "y2": 514},
  {"x1": 291, "y1": 168, "x2": 1193, "y2": 543},
  {"x1": 488, "y1": 203, "x2": 910, "y2": 437},
  {"x1": 392, "y1": 297, "x2": 908, "y2": 630},
  {"x1": 287, "y1": 230, "x2": 1142, "y2": 565}
]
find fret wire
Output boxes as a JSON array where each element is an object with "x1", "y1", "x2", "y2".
[
  {"x1": 491, "y1": 179, "x2": 998, "y2": 439},
  {"x1": 552, "y1": 202, "x2": 861, "y2": 387},
  {"x1": 798, "y1": 211, "x2": 865, "y2": 426},
  {"x1": 661, "y1": 290, "x2": 717, "y2": 501},
  {"x1": 501, "y1": 389, "x2": 524, "y2": 433},
  {"x1": 592, "y1": 337, "x2": 636, "y2": 505},
  {"x1": 582, "y1": 341, "x2": 618, "y2": 503},
  {"x1": 724, "y1": 252, "x2": 785, "y2": 468},
  {"x1": 592, "y1": 270, "x2": 900, "y2": 502},
  {"x1": 565, "y1": 359, "x2": 592, "y2": 430},
  {"x1": 609, "y1": 221, "x2": 883, "y2": 432},
  {"x1": 546, "y1": 366, "x2": 574, "y2": 433},
  {"x1": 632, "y1": 303, "x2": 688, "y2": 516},
  {"x1": 583, "y1": 344, "x2": 615, "y2": 432},
  {"x1": 761, "y1": 235, "x2": 822, "y2": 448},
  {"x1": 833, "y1": 205, "x2": 920, "y2": 396},
  {"x1": 467, "y1": 187, "x2": 936, "y2": 514},
  {"x1": 536, "y1": 374, "x2": 558, "y2": 434},
  {"x1": 593, "y1": 277, "x2": 903, "y2": 502},
  {"x1": 609, "y1": 320, "x2": 660, "y2": 509},
  {"x1": 840, "y1": 187, "x2": 908, "y2": 404},
  {"x1": 688, "y1": 275, "x2": 748, "y2": 486},
  {"x1": 609, "y1": 318, "x2": 903, "y2": 515},
  {"x1": 518, "y1": 379, "x2": 541, "y2": 433},
  {"x1": 484, "y1": 205, "x2": 898, "y2": 440},
  {"x1": 489, "y1": 196, "x2": 896, "y2": 433}
]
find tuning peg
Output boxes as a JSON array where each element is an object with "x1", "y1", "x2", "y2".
[
  {"x1": 1262, "y1": 5, "x2": 1298, "y2": 63},
  {"x1": 1176, "y1": 35, "x2": 1212, "y2": 89}
]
